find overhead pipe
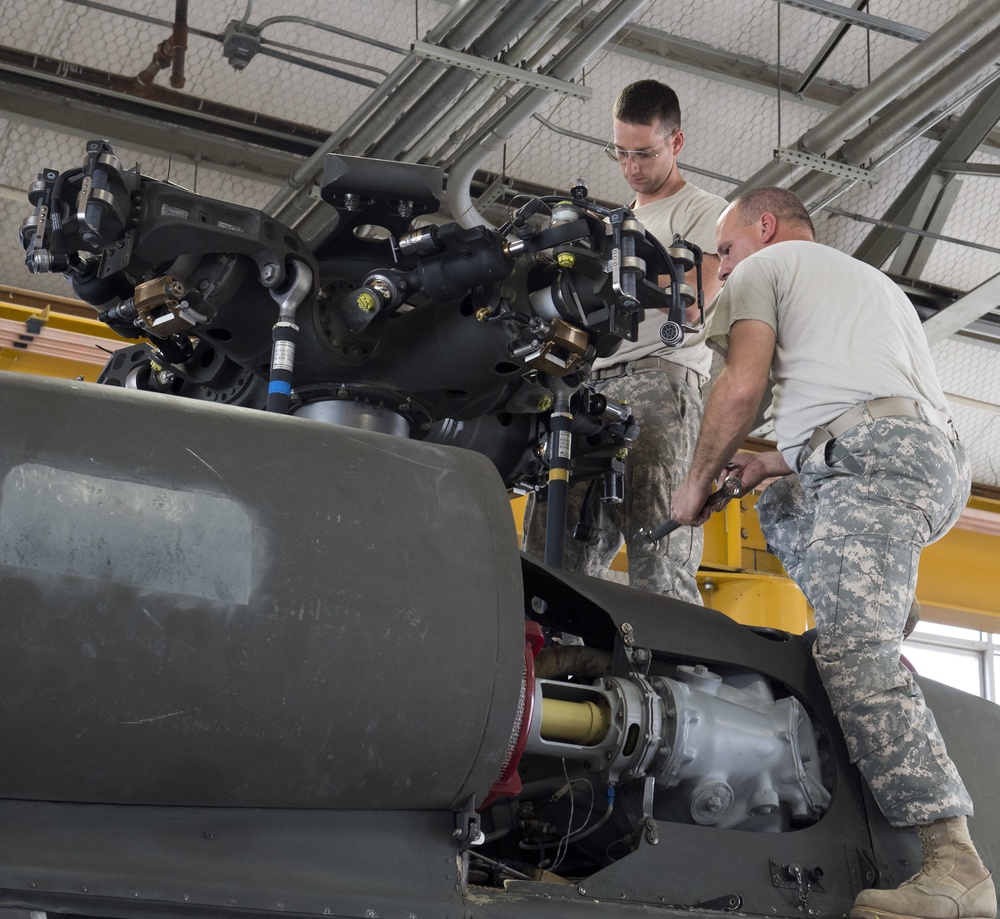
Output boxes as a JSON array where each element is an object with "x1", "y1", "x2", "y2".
[
  {"x1": 369, "y1": 0, "x2": 553, "y2": 161},
  {"x1": 133, "y1": 0, "x2": 188, "y2": 91},
  {"x1": 338, "y1": 0, "x2": 509, "y2": 157},
  {"x1": 266, "y1": 0, "x2": 592, "y2": 233},
  {"x1": 791, "y1": 23, "x2": 1000, "y2": 206},
  {"x1": 733, "y1": 0, "x2": 1000, "y2": 195},
  {"x1": 521, "y1": 0, "x2": 606, "y2": 74},
  {"x1": 410, "y1": 0, "x2": 595, "y2": 165},
  {"x1": 840, "y1": 25, "x2": 1000, "y2": 164},
  {"x1": 446, "y1": 0, "x2": 652, "y2": 228},
  {"x1": 263, "y1": 59, "x2": 414, "y2": 227},
  {"x1": 170, "y1": 0, "x2": 188, "y2": 89},
  {"x1": 264, "y1": 0, "x2": 485, "y2": 223},
  {"x1": 800, "y1": 0, "x2": 1000, "y2": 157}
]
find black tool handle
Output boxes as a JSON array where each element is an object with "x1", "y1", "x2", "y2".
[
  {"x1": 645, "y1": 518, "x2": 682, "y2": 542},
  {"x1": 645, "y1": 477, "x2": 743, "y2": 543}
]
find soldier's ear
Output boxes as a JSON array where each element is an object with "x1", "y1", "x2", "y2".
[{"x1": 759, "y1": 212, "x2": 778, "y2": 243}]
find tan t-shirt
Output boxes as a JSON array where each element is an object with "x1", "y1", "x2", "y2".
[
  {"x1": 708, "y1": 240, "x2": 950, "y2": 468},
  {"x1": 593, "y1": 182, "x2": 727, "y2": 379}
]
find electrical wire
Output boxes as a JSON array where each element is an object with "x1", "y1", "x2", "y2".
[
  {"x1": 261, "y1": 37, "x2": 392, "y2": 78},
  {"x1": 63, "y1": 0, "x2": 400, "y2": 86},
  {"x1": 257, "y1": 15, "x2": 405, "y2": 55},
  {"x1": 517, "y1": 766, "x2": 611, "y2": 868},
  {"x1": 254, "y1": 46, "x2": 380, "y2": 89},
  {"x1": 550, "y1": 760, "x2": 579, "y2": 871}
]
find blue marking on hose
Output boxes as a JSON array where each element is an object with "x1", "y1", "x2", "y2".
[{"x1": 266, "y1": 320, "x2": 298, "y2": 413}]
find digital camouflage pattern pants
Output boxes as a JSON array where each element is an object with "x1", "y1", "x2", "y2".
[
  {"x1": 756, "y1": 413, "x2": 973, "y2": 827},
  {"x1": 522, "y1": 367, "x2": 704, "y2": 605}
]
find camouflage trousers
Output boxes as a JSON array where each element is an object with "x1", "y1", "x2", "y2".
[
  {"x1": 756, "y1": 413, "x2": 973, "y2": 827},
  {"x1": 522, "y1": 366, "x2": 704, "y2": 604}
]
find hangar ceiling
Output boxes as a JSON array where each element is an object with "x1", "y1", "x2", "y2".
[{"x1": 1, "y1": 0, "x2": 1000, "y2": 488}]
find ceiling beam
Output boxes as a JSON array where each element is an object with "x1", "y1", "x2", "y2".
[
  {"x1": 611, "y1": 24, "x2": 853, "y2": 110},
  {"x1": 922, "y1": 273, "x2": 1000, "y2": 346},
  {"x1": 611, "y1": 22, "x2": 1000, "y2": 158},
  {"x1": 775, "y1": 0, "x2": 932, "y2": 42},
  {"x1": 0, "y1": 47, "x2": 323, "y2": 183},
  {"x1": 853, "y1": 78, "x2": 1000, "y2": 269},
  {"x1": 793, "y1": 0, "x2": 867, "y2": 96},
  {"x1": 888, "y1": 175, "x2": 962, "y2": 278}
]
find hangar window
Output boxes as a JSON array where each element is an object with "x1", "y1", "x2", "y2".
[{"x1": 904, "y1": 622, "x2": 998, "y2": 704}]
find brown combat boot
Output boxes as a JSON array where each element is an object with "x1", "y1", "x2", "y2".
[{"x1": 851, "y1": 816, "x2": 996, "y2": 919}]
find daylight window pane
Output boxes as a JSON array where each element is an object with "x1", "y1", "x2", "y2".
[
  {"x1": 904, "y1": 644, "x2": 982, "y2": 697},
  {"x1": 911, "y1": 621, "x2": 981, "y2": 641}
]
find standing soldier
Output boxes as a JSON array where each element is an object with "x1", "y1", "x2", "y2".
[
  {"x1": 524, "y1": 80, "x2": 726, "y2": 604},
  {"x1": 672, "y1": 187, "x2": 995, "y2": 919}
]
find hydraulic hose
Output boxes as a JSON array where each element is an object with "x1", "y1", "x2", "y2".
[
  {"x1": 266, "y1": 260, "x2": 313, "y2": 413},
  {"x1": 543, "y1": 378, "x2": 576, "y2": 568}
]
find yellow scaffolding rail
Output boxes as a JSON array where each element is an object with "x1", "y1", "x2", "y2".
[
  {"x1": 510, "y1": 488, "x2": 1000, "y2": 635},
  {"x1": 0, "y1": 291, "x2": 132, "y2": 382}
]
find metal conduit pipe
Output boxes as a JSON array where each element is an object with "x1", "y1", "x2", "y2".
[
  {"x1": 324, "y1": 0, "x2": 544, "y2": 160},
  {"x1": 799, "y1": 0, "x2": 1000, "y2": 155},
  {"x1": 264, "y1": 0, "x2": 484, "y2": 221},
  {"x1": 418, "y1": 0, "x2": 601, "y2": 165},
  {"x1": 338, "y1": 0, "x2": 531, "y2": 156},
  {"x1": 435, "y1": 0, "x2": 606, "y2": 165},
  {"x1": 422, "y1": 0, "x2": 605, "y2": 161},
  {"x1": 732, "y1": 0, "x2": 1000, "y2": 195},
  {"x1": 791, "y1": 24, "x2": 1000, "y2": 206},
  {"x1": 729, "y1": 155, "x2": 809, "y2": 199},
  {"x1": 342, "y1": 2, "x2": 510, "y2": 156},
  {"x1": 410, "y1": 76, "x2": 515, "y2": 164},
  {"x1": 472, "y1": 0, "x2": 557, "y2": 57},
  {"x1": 341, "y1": 61, "x2": 453, "y2": 155},
  {"x1": 370, "y1": 72, "x2": 485, "y2": 159},
  {"x1": 447, "y1": 0, "x2": 651, "y2": 227},
  {"x1": 264, "y1": 59, "x2": 416, "y2": 225},
  {"x1": 407, "y1": 0, "x2": 586, "y2": 164},
  {"x1": 840, "y1": 25, "x2": 1000, "y2": 164},
  {"x1": 513, "y1": 0, "x2": 595, "y2": 65},
  {"x1": 523, "y1": 0, "x2": 606, "y2": 72},
  {"x1": 371, "y1": 0, "x2": 553, "y2": 161},
  {"x1": 458, "y1": 0, "x2": 632, "y2": 145},
  {"x1": 424, "y1": 0, "x2": 489, "y2": 45},
  {"x1": 792, "y1": 90, "x2": 1000, "y2": 212}
]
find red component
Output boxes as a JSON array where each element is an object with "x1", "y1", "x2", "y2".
[
  {"x1": 524, "y1": 619, "x2": 545, "y2": 657},
  {"x1": 481, "y1": 621, "x2": 544, "y2": 808}
]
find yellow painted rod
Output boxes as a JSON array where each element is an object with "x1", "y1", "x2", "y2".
[{"x1": 539, "y1": 697, "x2": 610, "y2": 745}]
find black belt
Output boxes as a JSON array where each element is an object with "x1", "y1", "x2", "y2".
[
  {"x1": 590, "y1": 357, "x2": 703, "y2": 390},
  {"x1": 806, "y1": 397, "x2": 956, "y2": 453}
]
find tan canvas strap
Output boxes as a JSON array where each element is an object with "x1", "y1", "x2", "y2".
[
  {"x1": 591, "y1": 357, "x2": 702, "y2": 390},
  {"x1": 807, "y1": 397, "x2": 955, "y2": 452}
]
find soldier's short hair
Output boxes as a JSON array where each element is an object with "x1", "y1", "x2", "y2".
[
  {"x1": 613, "y1": 80, "x2": 681, "y2": 135},
  {"x1": 734, "y1": 187, "x2": 815, "y2": 237}
]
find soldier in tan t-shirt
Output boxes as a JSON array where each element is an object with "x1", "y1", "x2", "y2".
[
  {"x1": 521, "y1": 80, "x2": 726, "y2": 604},
  {"x1": 672, "y1": 187, "x2": 993, "y2": 919}
]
